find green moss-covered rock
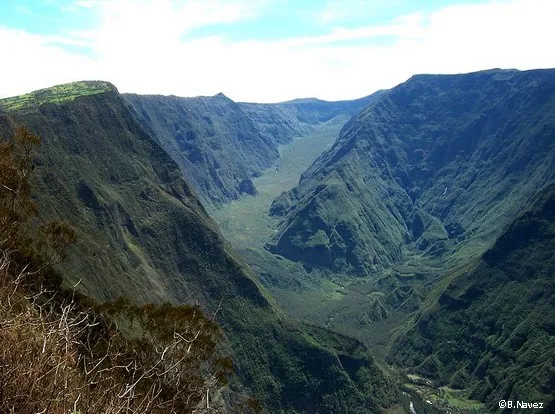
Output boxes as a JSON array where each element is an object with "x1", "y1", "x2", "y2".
[{"x1": 0, "y1": 81, "x2": 114, "y2": 111}]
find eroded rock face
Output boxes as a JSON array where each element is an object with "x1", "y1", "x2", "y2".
[
  {"x1": 270, "y1": 69, "x2": 555, "y2": 275},
  {"x1": 239, "y1": 178, "x2": 258, "y2": 196}
]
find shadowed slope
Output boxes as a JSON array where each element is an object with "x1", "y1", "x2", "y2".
[
  {"x1": 123, "y1": 93, "x2": 278, "y2": 206},
  {"x1": 239, "y1": 92, "x2": 384, "y2": 145},
  {"x1": 124, "y1": 91, "x2": 383, "y2": 207}
]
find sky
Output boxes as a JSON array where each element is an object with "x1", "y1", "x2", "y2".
[{"x1": 1, "y1": 0, "x2": 555, "y2": 102}]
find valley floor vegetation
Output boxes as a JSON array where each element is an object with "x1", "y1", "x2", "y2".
[{"x1": 0, "y1": 126, "x2": 245, "y2": 413}]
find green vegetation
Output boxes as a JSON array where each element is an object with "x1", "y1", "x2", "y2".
[
  {"x1": 0, "y1": 81, "x2": 113, "y2": 111},
  {"x1": 0, "y1": 125, "x2": 76, "y2": 270},
  {"x1": 391, "y1": 183, "x2": 555, "y2": 411},
  {"x1": 402, "y1": 381, "x2": 485, "y2": 413},
  {"x1": 123, "y1": 91, "x2": 380, "y2": 207},
  {"x1": 214, "y1": 68, "x2": 555, "y2": 410},
  {"x1": 261, "y1": 67, "x2": 555, "y2": 340},
  {"x1": 270, "y1": 69, "x2": 555, "y2": 278},
  {"x1": 239, "y1": 93, "x2": 383, "y2": 145},
  {"x1": 210, "y1": 115, "x2": 345, "y2": 250},
  {"x1": 210, "y1": 113, "x2": 421, "y2": 378},
  {"x1": 123, "y1": 92, "x2": 278, "y2": 206},
  {"x1": 0, "y1": 85, "x2": 400, "y2": 412}
]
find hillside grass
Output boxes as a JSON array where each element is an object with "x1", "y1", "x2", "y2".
[{"x1": 0, "y1": 81, "x2": 113, "y2": 111}]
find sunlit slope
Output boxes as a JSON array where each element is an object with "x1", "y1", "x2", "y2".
[
  {"x1": 0, "y1": 81, "x2": 113, "y2": 111},
  {"x1": 270, "y1": 69, "x2": 555, "y2": 276}
]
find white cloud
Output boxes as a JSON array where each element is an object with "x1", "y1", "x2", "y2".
[
  {"x1": 282, "y1": 13, "x2": 426, "y2": 47},
  {"x1": 318, "y1": 1, "x2": 343, "y2": 26},
  {"x1": 0, "y1": 26, "x2": 97, "y2": 98},
  {"x1": 1, "y1": 0, "x2": 555, "y2": 102},
  {"x1": 316, "y1": 0, "x2": 407, "y2": 27}
]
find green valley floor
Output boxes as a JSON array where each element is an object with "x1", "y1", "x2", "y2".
[
  {"x1": 211, "y1": 115, "x2": 411, "y2": 358},
  {"x1": 211, "y1": 115, "x2": 346, "y2": 249}
]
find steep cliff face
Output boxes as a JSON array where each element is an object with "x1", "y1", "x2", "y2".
[
  {"x1": 2, "y1": 84, "x2": 245, "y2": 306},
  {"x1": 0, "y1": 82, "x2": 398, "y2": 412},
  {"x1": 269, "y1": 69, "x2": 555, "y2": 275},
  {"x1": 123, "y1": 93, "x2": 278, "y2": 206},
  {"x1": 390, "y1": 183, "x2": 555, "y2": 410}
]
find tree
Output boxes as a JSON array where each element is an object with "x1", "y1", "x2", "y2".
[
  {"x1": 0, "y1": 125, "x2": 76, "y2": 267},
  {"x1": 0, "y1": 125, "x2": 40, "y2": 251}
]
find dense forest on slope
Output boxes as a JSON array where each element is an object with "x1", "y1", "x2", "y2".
[
  {"x1": 269, "y1": 69, "x2": 555, "y2": 276},
  {"x1": 0, "y1": 126, "x2": 234, "y2": 413},
  {"x1": 0, "y1": 83, "x2": 399, "y2": 413},
  {"x1": 391, "y1": 183, "x2": 555, "y2": 410},
  {"x1": 234, "y1": 68, "x2": 555, "y2": 410}
]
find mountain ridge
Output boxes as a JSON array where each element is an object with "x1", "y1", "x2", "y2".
[
  {"x1": 123, "y1": 92, "x2": 278, "y2": 206},
  {"x1": 239, "y1": 91, "x2": 384, "y2": 146},
  {"x1": 123, "y1": 89, "x2": 383, "y2": 207}
]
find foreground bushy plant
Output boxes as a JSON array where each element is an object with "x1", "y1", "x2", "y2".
[{"x1": 0, "y1": 250, "x2": 232, "y2": 413}]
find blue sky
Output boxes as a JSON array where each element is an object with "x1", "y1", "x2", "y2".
[
  {"x1": 1, "y1": 0, "x2": 554, "y2": 102},
  {"x1": 2, "y1": 0, "x2": 480, "y2": 40}
]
